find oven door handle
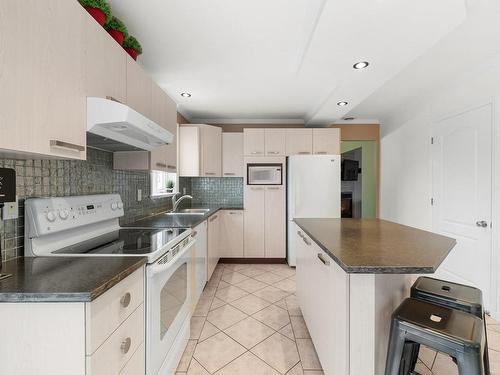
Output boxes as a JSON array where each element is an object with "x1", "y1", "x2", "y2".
[{"x1": 148, "y1": 239, "x2": 196, "y2": 276}]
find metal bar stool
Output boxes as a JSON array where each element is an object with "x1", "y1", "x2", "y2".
[
  {"x1": 401, "y1": 277, "x2": 490, "y2": 374},
  {"x1": 385, "y1": 298, "x2": 485, "y2": 375}
]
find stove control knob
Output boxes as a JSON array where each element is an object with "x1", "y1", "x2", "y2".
[
  {"x1": 111, "y1": 202, "x2": 118, "y2": 210},
  {"x1": 117, "y1": 202, "x2": 123, "y2": 209},
  {"x1": 59, "y1": 209, "x2": 69, "y2": 220},
  {"x1": 46, "y1": 210, "x2": 57, "y2": 222}
]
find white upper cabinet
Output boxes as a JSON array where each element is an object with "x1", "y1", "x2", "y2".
[
  {"x1": 286, "y1": 129, "x2": 313, "y2": 155},
  {"x1": 126, "y1": 57, "x2": 152, "y2": 118},
  {"x1": 85, "y1": 15, "x2": 126, "y2": 103},
  {"x1": 244, "y1": 129, "x2": 265, "y2": 156},
  {"x1": 265, "y1": 129, "x2": 286, "y2": 156},
  {"x1": 312, "y1": 128, "x2": 340, "y2": 155},
  {"x1": 222, "y1": 133, "x2": 244, "y2": 177},
  {"x1": 179, "y1": 124, "x2": 222, "y2": 177},
  {"x1": 0, "y1": 0, "x2": 87, "y2": 159}
]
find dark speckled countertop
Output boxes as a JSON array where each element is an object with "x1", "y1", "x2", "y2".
[
  {"x1": 125, "y1": 204, "x2": 244, "y2": 229},
  {"x1": 294, "y1": 218, "x2": 456, "y2": 274},
  {"x1": 0, "y1": 256, "x2": 146, "y2": 302}
]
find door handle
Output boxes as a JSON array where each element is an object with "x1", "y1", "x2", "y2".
[
  {"x1": 156, "y1": 162, "x2": 167, "y2": 168},
  {"x1": 476, "y1": 221, "x2": 489, "y2": 228},
  {"x1": 50, "y1": 140, "x2": 85, "y2": 152},
  {"x1": 317, "y1": 253, "x2": 330, "y2": 266}
]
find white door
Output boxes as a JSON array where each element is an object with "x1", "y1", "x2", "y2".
[{"x1": 432, "y1": 102, "x2": 493, "y2": 308}]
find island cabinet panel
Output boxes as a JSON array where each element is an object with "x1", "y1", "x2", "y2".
[
  {"x1": 296, "y1": 230, "x2": 348, "y2": 375},
  {"x1": 244, "y1": 186, "x2": 266, "y2": 257},
  {"x1": 285, "y1": 129, "x2": 313, "y2": 155},
  {"x1": 126, "y1": 57, "x2": 152, "y2": 118},
  {"x1": 0, "y1": 0, "x2": 87, "y2": 160},
  {"x1": 85, "y1": 14, "x2": 126, "y2": 103},
  {"x1": 312, "y1": 128, "x2": 340, "y2": 155}
]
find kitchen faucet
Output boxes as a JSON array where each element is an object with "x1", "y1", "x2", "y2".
[{"x1": 172, "y1": 194, "x2": 193, "y2": 212}]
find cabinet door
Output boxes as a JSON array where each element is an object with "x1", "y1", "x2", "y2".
[
  {"x1": 222, "y1": 133, "x2": 244, "y2": 177},
  {"x1": 220, "y1": 210, "x2": 244, "y2": 257},
  {"x1": 244, "y1": 129, "x2": 265, "y2": 156},
  {"x1": 201, "y1": 125, "x2": 222, "y2": 177},
  {"x1": 164, "y1": 95, "x2": 178, "y2": 173},
  {"x1": 265, "y1": 129, "x2": 286, "y2": 156},
  {"x1": 312, "y1": 128, "x2": 340, "y2": 155},
  {"x1": 207, "y1": 214, "x2": 220, "y2": 281},
  {"x1": 85, "y1": 15, "x2": 126, "y2": 103},
  {"x1": 264, "y1": 186, "x2": 286, "y2": 258},
  {"x1": 151, "y1": 84, "x2": 177, "y2": 172},
  {"x1": 193, "y1": 221, "x2": 208, "y2": 288},
  {"x1": 244, "y1": 186, "x2": 265, "y2": 257},
  {"x1": 286, "y1": 129, "x2": 313, "y2": 155},
  {"x1": 179, "y1": 126, "x2": 200, "y2": 177},
  {"x1": 0, "y1": 0, "x2": 87, "y2": 159},
  {"x1": 126, "y1": 57, "x2": 152, "y2": 118}
]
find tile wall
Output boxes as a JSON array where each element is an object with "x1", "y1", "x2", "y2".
[
  {"x1": 0, "y1": 148, "x2": 172, "y2": 261},
  {"x1": 179, "y1": 177, "x2": 244, "y2": 207}
]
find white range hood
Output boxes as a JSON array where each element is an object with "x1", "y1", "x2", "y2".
[{"x1": 86, "y1": 97, "x2": 174, "y2": 152}]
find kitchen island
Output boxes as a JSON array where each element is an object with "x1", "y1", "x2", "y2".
[{"x1": 293, "y1": 218, "x2": 456, "y2": 375}]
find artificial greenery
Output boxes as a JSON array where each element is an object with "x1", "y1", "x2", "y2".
[
  {"x1": 79, "y1": 0, "x2": 112, "y2": 23},
  {"x1": 167, "y1": 180, "x2": 175, "y2": 189},
  {"x1": 123, "y1": 35, "x2": 143, "y2": 54},
  {"x1": 105, "y1": 16, "x2": 128, "y2": 36}
]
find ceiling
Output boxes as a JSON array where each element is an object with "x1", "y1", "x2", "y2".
[{"x1": 108, "y1": 0, "x2": 467, "y2": 126}]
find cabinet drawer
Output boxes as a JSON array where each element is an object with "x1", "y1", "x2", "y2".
[
  {"x1": 87, "y1": 304, "x2": 144, "y2": 375},
  {"x1": 86, "y1": 267, "x2": 144, "y2": 354},
  {"x1": 120, "y1": 342, "x2": 145, "y2": 375}
]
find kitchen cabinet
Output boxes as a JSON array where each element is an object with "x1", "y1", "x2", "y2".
[
  {"x1": 0, "y1": 267, "x2": 145, "y2": 375},
  {"x1": 220, "y1": 210, "x2": 244, "y2": 258},
  {"x1": 312, "y1": 128, "x2": 340, "y2": 155},
  {"x1": 244, "y1": 186, "x2": 266, "y2": 257},
  {"x1": 192, "y1": 220, "x2": 208, "y2": 301},
  {"x1": 207, "y1": 213, "x2": 221, "y2": 281},
  {"x1": 244, "y1": 129, "x2": 265, "y2": 156},
  {"x1": 126, "y1": 57, "x2": 152, "y2": 118},
  {"x1": 85, "y1": 14, "x2": 126, "y2": 103},
  {"x1": 296, "y1": 230, "x2": 349, "y2": 375},
  {"x1": 0, "y1": 0, "x2": 87, "y2": 160},
  {"x1": 264, "y1": 186, "x2": 286, "y2": 258},
  {"x1": 179, "y1": 124, "x2": 222, "y2": 177},
  {"x1": 286, "y1": 129, "x2": 313, "y2": 155},
  {"x1": 265, "y1": 129, "x2": 286, "y2": 156},
  {"x1": 222, "y1": 133, "x2": 244, "y2": 177}
]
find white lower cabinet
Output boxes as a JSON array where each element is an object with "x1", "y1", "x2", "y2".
[
  {"x1": 192, "y1": 220, "x2": 208, "y2": 298},
  {"x1": 264, "y1": 186, "x2": 286, "y2": 258},
  {"x1": 220, "y1": 210, "x2": 244, "y2": 258},
  {"x1": 244, "y1": 186, "x2": 266, "y2": 257},
  {"x1": 207, "y1": 213, "x2": 221, "y2": 280},
  {"x1": 296, "y1": 230, "x2": 348, "y2": 375}
]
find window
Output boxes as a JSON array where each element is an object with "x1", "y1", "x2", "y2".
[{"x1": 151, "y1": 170, "x2": 177, "y2": 197}]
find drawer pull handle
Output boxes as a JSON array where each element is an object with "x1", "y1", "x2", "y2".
[
  {"x1": 267, "y1": 151, "x2": 280, "y2": 154},
  {"x1": 224, "y1": 172, "x2": 236, "y2": 175},
  {"x1": 210, "y1": 215, "x2": 218, "y2": 222},
  {"x1": 267, "y1": 187, "x2": 280, "y2": 190},
  {"x1": 205, "y1": 172, "x2": 216, "y2": 175},
  {"x1": 297, "y1": 231, "x2": 304, "y2": 238},
  {"x1": 120, "y1": 292, "x2": 131, "y2": 308},
  {"x1": 228, "y1": 211, "x2": 241, "y2": 215},
  {"x1": 298, "y1": 151, "x2": 311, "y2": 155},
  {"x1": 251, "y1": 151, "x2": 263, "y2": 154},
  {"x1": 156, "y1": 162, "x2": 167, "y2": 168},
  {"x1": 191, "y1": 230, "x2": 198, "y2": 238},
  {"x1": 121, "y1": 337, "x2": 132, "y2": 354},
  {"x1": 167, "y1": 165, "x2": 176, "y2": 170},
  {"x1": 302, "y1": 237, "x2": 311, "y2": 246},
  {"x1": 50, "y1": 140, "x2": 85, "y2": 152},
  {"x1": 315, "y1": 151, "x2": 327, "y2": 154},
  {"x1": 317, "y1": 253, "x2": 330, "y2": 266},
  {"x1": 106, "y1": 96, "x2": 122, "y2": 104}
]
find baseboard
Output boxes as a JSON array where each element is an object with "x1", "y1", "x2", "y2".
[{"x1": 219, "y1": 258, "x2": 287, "y2": 264}]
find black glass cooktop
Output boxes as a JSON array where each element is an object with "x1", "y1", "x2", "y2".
[{"x1": 52, "y1": 228, "x2": 188, "y2": 255}]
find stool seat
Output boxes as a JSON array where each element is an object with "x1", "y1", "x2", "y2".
[
  {"x1": 385, "y1": 298, "x2": 485, "y2": 375},
  {"x1": 411, "y1": 276, "x2": 483, "y2": 317}
]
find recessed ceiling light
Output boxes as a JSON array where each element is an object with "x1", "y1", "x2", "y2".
[
  {"x1": 353, "y1": 61, "x2": 370, "y2": 69},
  {"x1": 180, "y1": 92, "x2": 192, "y2": 98},
  {"x1": 343, "y1": 117, "x2": 355, "y2": 121},
  {"x1": 337, "y1": 101, "x2": 348, "y2": 106}
]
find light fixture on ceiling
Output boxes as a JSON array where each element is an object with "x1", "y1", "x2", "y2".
[
  {"x1": 343, "y1": 117, "x2": 355, "y2": 121},
  {"x1": 180, "y1": 92, "x2": 192, "y2": 98},
  {"x1": 337, "y1": 101, "x2": 348, "y2": 106},
  {"x1": 353, "y1": 61, "x2": 370, "y2": 70}
]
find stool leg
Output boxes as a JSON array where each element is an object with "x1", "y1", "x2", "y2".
[
  {"x1": 399, "y1": 342, "x2": 420, "y2": 375},
  {"x1": 385, "y1": 322, "x2": 407, "y2": 375},
  {"x1": 457, "y1": 351, "x2": 485, "y2": 375}
]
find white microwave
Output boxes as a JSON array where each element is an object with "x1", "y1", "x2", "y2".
[{"x1": 247, "y1": 163, "x2": 283, "y2": 185}]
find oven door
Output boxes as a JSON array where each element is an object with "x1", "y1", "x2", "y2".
[
  {"x1": 247, "y1": 164, "x2": 283, "y2": 185},
  {"x1": 146, "y1": 238, "x2": 195, "y2": 375}
]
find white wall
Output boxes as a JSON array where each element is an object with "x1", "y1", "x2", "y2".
[{"x1": 380, "y1": 55, "x2": 500, "y2": 315}]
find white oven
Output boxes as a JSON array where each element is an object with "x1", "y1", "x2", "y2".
[
  {"x1": 247, "y1": 163, "x2": 283, "y2": 185},
  {"x1": 146, "y1": 235, "x2": 195, "y2": 375}
]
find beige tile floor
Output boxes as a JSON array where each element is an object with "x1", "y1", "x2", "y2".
[
  {"x1": 176, "y1": 262, "x2": 500, "y2": 375},
  {"x1": 176, "y1": 263, "x2": 322, "y2": 375}
]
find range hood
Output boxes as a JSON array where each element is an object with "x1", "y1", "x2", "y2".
[{"x1": 86, "y1": 97, "x2": 174, "y2": 152}]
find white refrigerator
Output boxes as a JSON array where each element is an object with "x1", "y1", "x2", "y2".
[{"x1": 287, "y1": 154, "x2": 341, "y2": 266}]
